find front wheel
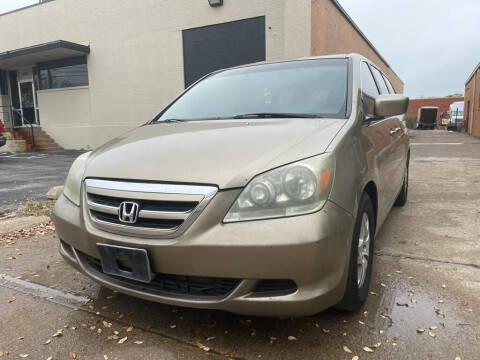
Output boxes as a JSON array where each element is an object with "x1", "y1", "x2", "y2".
[{"x1": 335, "y1": 193, "x2": 375, "y2": 311}]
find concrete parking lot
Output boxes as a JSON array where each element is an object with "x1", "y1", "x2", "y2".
[{"x1": 1, "y1": 130, "x2": 479, "y2": 359}]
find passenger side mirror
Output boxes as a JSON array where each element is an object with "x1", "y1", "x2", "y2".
[{"x1": 374, "y1": 94, "x2": 409, "y2": 117}]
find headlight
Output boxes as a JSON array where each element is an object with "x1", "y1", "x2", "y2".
[
  {"x1": 224, "y1": 153, "x2": 335, "y2": 222},
  {"x1": 63, "y1": 152, "x2": 91, "y2": 206}
]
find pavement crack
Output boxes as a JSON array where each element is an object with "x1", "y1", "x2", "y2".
[{"x1": 375, "y1": 251, "x2": 480, "y2": 269}]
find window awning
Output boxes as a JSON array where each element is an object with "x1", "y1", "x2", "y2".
[{"x1": 0, "y1": 40, "x2": 90, "y2": 69}]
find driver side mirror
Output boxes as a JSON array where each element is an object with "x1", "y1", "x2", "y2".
[{"x1": 374, "y1": 94, "x2": 409, "y2": 117}]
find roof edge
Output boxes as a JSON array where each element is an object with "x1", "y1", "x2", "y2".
[
  {"x1": 465, "y1": 62, "x2": 480, "y2": 85},
  {"x1": 329, "y1": 0, "x2": 403, "y2": 83},
  {"x1": 0, "y1": 40, "x2": 90, "y2": 61}
]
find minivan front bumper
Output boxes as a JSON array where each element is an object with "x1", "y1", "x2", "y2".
[{"x1": 54, "y1": 190, "x2": 354, "y2": 317}]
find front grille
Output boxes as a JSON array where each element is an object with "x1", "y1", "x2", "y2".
[
  {"x1": 81, "y1": 252, "x2": 240, "y2": 298},
  {"x1": 84, "y1": 179, "x2": 218, "y2": 238}
]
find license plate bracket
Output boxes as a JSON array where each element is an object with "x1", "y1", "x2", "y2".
[{"x1": 97, "y1": 244, "x2": 152, "y2": 283}]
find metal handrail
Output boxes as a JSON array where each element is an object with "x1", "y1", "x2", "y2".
[{"x1": 0, "y1": 105, "x2": 36, "y2": 150}]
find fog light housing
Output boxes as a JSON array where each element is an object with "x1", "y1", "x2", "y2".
[{"x1": 208, "y1": 0, "x2": 223, "y2": 7}]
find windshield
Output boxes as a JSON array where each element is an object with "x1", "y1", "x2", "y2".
[{"x1": 153, "y1": 59, "x2": 349, "y2": 122}]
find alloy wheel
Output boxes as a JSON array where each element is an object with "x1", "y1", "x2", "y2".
[{"x1": 357, "y1": 212, "x2": 370, "y2": 288}]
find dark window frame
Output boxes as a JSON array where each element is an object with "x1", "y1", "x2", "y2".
[
  {"x1": 0, "y1": 70, "x2": 8, "y2": 95},
  {"x1": 35, "y1": 55, "x2": 89, "y2": 90}
]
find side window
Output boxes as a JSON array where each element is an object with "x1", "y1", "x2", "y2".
[
  {"x1": 370, "y1": 66, "x2": 389, "y2": 94},
  {"x1": 382, "y1": 74, "x2": 396, "y2": 94},
  {"x1": 361, "y1": 62, "x2": 379, "y2": 115}
]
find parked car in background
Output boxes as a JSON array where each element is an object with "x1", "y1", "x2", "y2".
[
  {"x1": 417, "y1": 106, "x2": 438, "y2": 130},
  {"x1": 53, "y1": 54, "x2": 410, "y2": 317},
  {"x1": 0, "y1": 120, "x2": 6, "y2": 148},
  {"x1": 447, "y1": 101, "x2": 464, "y2": 131}
]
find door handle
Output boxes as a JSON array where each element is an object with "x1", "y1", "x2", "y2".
[{"x1": 389, "y1": 127, "x2": 401, "y2": 136}]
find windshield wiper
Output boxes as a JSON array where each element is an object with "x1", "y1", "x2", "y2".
[
  {"x1": 232, "y1": 112, "x2": 323, "y2": 119},
  {"x1": 163, "y1": 118, "x2": 186, "y2": 123}
]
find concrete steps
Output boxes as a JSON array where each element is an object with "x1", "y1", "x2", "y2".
[{"x1": 12, "y1": 127, "x2": 62, "y2": 152}]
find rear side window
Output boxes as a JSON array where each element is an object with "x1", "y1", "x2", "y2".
[
  {"x1": 361, "y1": 62, "x2": 378, "y2": 116},
  {"x1": 382, "y1": 74, "x2": 396, "y2": 94},
  {"x1": 361, "y1": 62, "x2": 379, "y2": 98},
  {"x1": 370, "y1": 66, "x2": 389, "y2": 94}
]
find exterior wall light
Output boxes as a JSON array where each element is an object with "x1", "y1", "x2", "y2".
[{"x1": 208, "y1": 0, "x2": 223, "y2": 7}]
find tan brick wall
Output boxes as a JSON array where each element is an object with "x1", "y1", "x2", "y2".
[
  {"x1": 311, "y1": 0, "x2": 404, "y2": 93},
  {"x1": 464, "y1": 69, "x2": 480, "y2": 137}
]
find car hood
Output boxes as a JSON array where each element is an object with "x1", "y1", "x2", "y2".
[{"x1": 85, "y1": 119, "x2": 346, "y2": 189}]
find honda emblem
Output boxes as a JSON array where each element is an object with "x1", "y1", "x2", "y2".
[{"x1": 118, "y1": 201, "x2": 140, "y2": 224}]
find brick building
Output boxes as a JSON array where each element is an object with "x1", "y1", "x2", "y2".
[
  {"x1": 465, "y1": 63, "x2": 480, "y2": 137},
  {"x1": 407, "y1": 97, "x2": 464, "y2": 125}
]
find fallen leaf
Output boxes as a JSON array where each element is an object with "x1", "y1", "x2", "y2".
[
  {"x1": 104, "y1": 356, "x2": 108, "y2": 360},
  {"x1": 19, "y1": 355, "x2": 29, "y2": 358},
  {"x1": 358, "y1": 320, "x2": 365, "y2": 325},
  {"x1": 206, "y1": 337, "x2": 216, "y2": 341},
  {"x1": 126, "y1": 325, "x2": 134, "y2": 332},
  {"x1": 322, "y1": 328, "x2": 330, "y2": 334},
  {"x1": 118, "y1": 336, "x2": 128, "y2": 344},
  {"x1": 370, "y1": 291, "x2": 378, "y2": 296},
  {"x1": 170, "y1": 325, "x2": 176, "y2": 329},
  {"x1": 343, "y1": 345, "x2": 352, "y2": 353},
  {"x1": 429, "y1": 326, "x2": 437, "y2": 330},
  {"x1": 133, "y1": 341, "x2": 144, "y2": 345},
  {"x1": 44, "y1": 339, "x2": 51, "y2": 345},
  {"x1": 380, "y1": 283, "x2": 387, "y2": 288},
  {"x1": 46, "y1": 357, "x2": 52, "y2": 360},
  {"x1": 396, "y1": 302, "x2": 409, "y2": 307},
  {"x1": 287, "y1": 336, "x2": 297, "y2": 341},
  {"x1": 196, "y1": 342, "x2": 210, "y2": 351},
  {"x1": 429, "y1": 331, "x2": 436, "y2": 338},
  {"x1": 367, "y1": 342, "x2": 382, "y2": 348},
  {"x1": 417, "y1": 328, "x2": 425, "y2": 333},
  {"x1": 441, "y1": 284, "x2": 446, "y2": 289},
  {"x1": 52, "y1": 329, "x2": 63, "y2": 337},
  {"x1": 97, "y1": 328, "x2": 102, "y2": 334},
  {"x1": 102, "y1": 320, "x2": 112, "y2": 328},
  {"x1": 363, "y1": 346, "x2": 374, "y2": 353},
  {"x1": 269, "y1": 337, "x2": 277, "y2": 344},
  {"x1": 70, "y1": 352, "x2": 77, "y2": 359},
  {"x1": 0, "y1": 351, "x2": 3, "y2": 357},
  {"x1": 352, "y1": 357, "x2": 359, "y2": 360}
]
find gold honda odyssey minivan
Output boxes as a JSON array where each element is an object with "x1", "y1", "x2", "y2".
[{"x1": 54, "y1": 54, "x2": 409, "y2": 316}]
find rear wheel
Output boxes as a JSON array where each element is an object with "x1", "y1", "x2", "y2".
[{"x1": 335, "y1": 193, "x2": 375, "y2": 311}]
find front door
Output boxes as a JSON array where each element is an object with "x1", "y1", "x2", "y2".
[{"x1": 18, "y1": 80, "x2": 39, "y2": 126}]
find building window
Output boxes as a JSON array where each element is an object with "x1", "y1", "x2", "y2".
[
  {"x1": 0, "y1": 70, "x2": 8, "y2": 95},
  {"x1": 36, "y1": 56, "x2": 88, "y2": 90}
]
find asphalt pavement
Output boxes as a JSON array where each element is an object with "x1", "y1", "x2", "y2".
[
  {"x1": 1, "y1": 130, "x2": 479, "y2": 359},
  {"x1": 0, "y1": 151, "x2": 83, "y2": 213}
]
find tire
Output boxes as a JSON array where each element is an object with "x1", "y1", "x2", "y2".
[
  {"x1": 394, "y1": 155, "x2": 409, "y2": 207},
  {"x1": 335, "y1": 193, "x2": 375, "y2": 311}
]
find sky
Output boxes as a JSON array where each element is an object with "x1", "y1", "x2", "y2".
[
  {"x1": 0, "y1": 0, "x2": 38, "y2": 14},
  {"x1": 337, "y1": 0, "x2": 480, "y2": 98},
  {"x1": 1, "y1": 0, "x2": 479, "y2": 98}
]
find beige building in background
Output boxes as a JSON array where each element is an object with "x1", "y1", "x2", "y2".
[{"x1": 0, "y1": 0, "x2": 403, "y2": 150}]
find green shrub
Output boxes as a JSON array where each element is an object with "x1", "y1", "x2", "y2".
[{"x1": 404, "y1": 113, "x2": 417, "y2": 129}]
